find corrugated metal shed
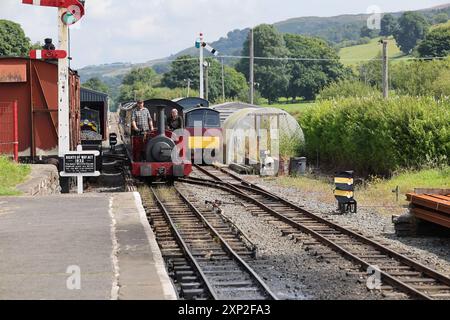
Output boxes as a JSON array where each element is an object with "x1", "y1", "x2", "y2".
[
  {"x1": 80, "y1": 87, "x2": 108, "y2": 102},
  {"x1": 211, "y1": 101, "x2": 261, "y2": 124}
]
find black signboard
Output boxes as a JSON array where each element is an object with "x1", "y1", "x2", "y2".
[{"x1": 64, "y1": 154, "x2": 96, "y2": 174}]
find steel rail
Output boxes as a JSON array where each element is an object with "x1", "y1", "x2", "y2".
[
  {"x1": 205, "y1": 168, "x2": 450, "y2": 288},
  {"x1": 182, "y1": 168, "x2": 450, "y2": 300},
  {"x1": 174, "y1": 185, "x2": 278, "y2": 300},
  {"x1": 151, "y1": 186, "x2": 217, "y2": 300}
]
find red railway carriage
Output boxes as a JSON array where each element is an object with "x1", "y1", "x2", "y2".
[
  {"x1": 119, "y1": 99, "x2": 192, "y2": 179},
  {"x1": 0, "y1": 57, "x2": 80, "y2": 160}
]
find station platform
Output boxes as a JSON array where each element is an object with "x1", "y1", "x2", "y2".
[{"x1": 0, "y1": 192, "x2": 177, "y2": 300}]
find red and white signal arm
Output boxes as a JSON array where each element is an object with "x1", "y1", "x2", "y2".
[
  {"x1": 22, "y1": 0, "x2": 85, "y2": 20},
  {"x1": 30, "y1": 49, "x2": 68, "y2": 60}
]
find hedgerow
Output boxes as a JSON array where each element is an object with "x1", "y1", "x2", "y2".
[{"x1": 299, "y1": 96, "x2": 450, "y2": 176}]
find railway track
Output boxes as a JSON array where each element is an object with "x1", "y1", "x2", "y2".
[
  {"x1": 179, "y1": 165, "x2": 450, "y2": 300},
  {"x1": 140, "y1": 184, "x2": 277, "y2": 300}
]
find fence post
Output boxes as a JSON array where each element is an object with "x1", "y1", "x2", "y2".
[{"x1": 13, "y1": 101, "x2": 18, "y2": 162}]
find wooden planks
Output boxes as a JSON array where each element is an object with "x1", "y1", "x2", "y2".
[{"x1": 407, "y1": 193, "x2": 450, "y2": 229}]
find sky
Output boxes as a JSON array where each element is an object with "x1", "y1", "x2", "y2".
[{"x1": 1, "y1": 0, "x2": 448, "y2": 68}]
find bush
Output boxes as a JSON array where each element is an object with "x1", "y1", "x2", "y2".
[
  {"x1": 318, "y1": 80, "x2": 380, "y2": 100},
  {"x1": 299, "y1": 96, "x2": 450, "y2": 176},
  {"x1": 432, "y1": 72, "x2": 450, "y2": 98},
  {"x1": 279, "y1": 133, "x2": 303, "y2": 160},
  {"x1": 390, "y1": 58, "x2": 450, "y2": 97}
]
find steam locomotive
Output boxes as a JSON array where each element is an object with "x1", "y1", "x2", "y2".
[{"x1": 119, "y1": 99, "x2": 192, "y2": 179}]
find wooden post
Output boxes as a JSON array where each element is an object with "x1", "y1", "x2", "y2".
[
  {"x1": 199, "y1": 33, "x2": 204, "y2": 99},
  {"x1": 221, "y1": 58, "x2": 225, "y2": 101},
  {"x1": 249, "y1": 28, "x2": 255, "y2": 105},
  {"x1": 382, "y1": 40, "x2": 389, "y2": 99},
  {"x1": 205, "y1": 62, "x2": 209, "y2": 101}
]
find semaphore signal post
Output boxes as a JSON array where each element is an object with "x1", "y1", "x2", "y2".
[{"x1": 23, "y1": 0, "x2": 92, "y2": 193}]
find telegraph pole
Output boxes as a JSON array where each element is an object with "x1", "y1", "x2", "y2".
[
  {"x1": 186, "y1": 78, "x2": 191, "y2": 97},
  {"x1": 199, "y1": 33, "x2": 205, "y2": 99},
  {"x1": 249, "y1": 28, "x2": 255, "y2": 105},
  {"x1": 382, "y1": 40, "x2": 389, "y2": 99},
  {"x1": 205, "y1": 62, "x2": 209, "y2": 101},
  {"x1": 221, "y1": 58, "x2": 225, "y2": 101}
]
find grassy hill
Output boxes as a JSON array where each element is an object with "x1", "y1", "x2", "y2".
[
  {"x1": 339, "y1": 37, "x2": 405, "y2": 66},
  {"x1": 275, "y1": 14, "x2": 367, "y2": 43}
]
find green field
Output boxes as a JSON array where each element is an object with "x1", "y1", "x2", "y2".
[
  {"x1": 339, "y1": 37, "x2": 406, "y2": 66},
  {"x1": 0, "y1": 157, "x2": 30, "y2": 196},
  {"x1": 261, "y1": 100, "x2": 316, "y2": 118}
]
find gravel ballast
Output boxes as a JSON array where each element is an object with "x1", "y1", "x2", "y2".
[
  {"x1": 177, "y1": 182, "x2": 393, "y2": 300},
  {"x1": 247, "y1": 176, "x2": 450, "y2": 276}
]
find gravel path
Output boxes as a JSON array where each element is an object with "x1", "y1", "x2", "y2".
[{"x1": 178, "y1": 182, "x2": 391, "y2": 300}]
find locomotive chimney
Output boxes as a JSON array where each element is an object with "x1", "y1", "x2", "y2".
[{"x1": 157, "y1": 106, "x2": 166, "y2": 136}]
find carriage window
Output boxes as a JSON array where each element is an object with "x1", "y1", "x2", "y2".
[
  {"x1": 204, "y1": 111, "x2": 220, "y2": 127},
  {"x1": 186, "y1": 110, "x2": 204, "y2": 127}
]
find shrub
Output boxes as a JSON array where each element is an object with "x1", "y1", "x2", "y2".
[
  {"x1": 391, "y1": 58, "x2": 450, "y2": 96},
  {"x1": 299, "y1": 96, "x2": 450, "y2": 176},
  {"x1": 279, "y1": 132, "x2": 303, "y2": 160},
  {"x1": 432, "y1": 71, "x2": 450, "y2": 98},
  {"x1": 318, "y1": 80, "x2": 380, "y2": 100}
]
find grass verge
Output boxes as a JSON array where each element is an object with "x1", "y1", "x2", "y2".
[
  {"x1": 0, "y1": 157, "x2": 31, "y2": 196},
  {"x1": 261, "y1": 101, "x2": 316, "y2": 118}
]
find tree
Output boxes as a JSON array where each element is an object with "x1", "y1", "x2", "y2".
[
  {"x1": 118, "y1": 81, "x2": 154, "y2": 102},
  {"x1": 122, "y1": 67, "x2": 159, "y2": 86},
  {"x1": 118, "y1": 67, "x2": 159, "y2": 102},
  {"x1": 0, "y1": 20, "x2": 32, "y2": 57},
  {"x1": 393, "y1": 12, "x2": 429, "y2": 54},
  {"x1": 360, "y1": 26, "x2": 378, "y2": 38},
  {"x1": 161, "y1": 55, "x2": 199, "y2": 90},
  {"x1": 162, "y1": 55, "x2": 248, "y2": 102},
  {"x1": 380, "y1": 14, "x2": 397, "y2": 37},
  {"x1": 82, "y1": 77, "x2": 110, "y2": 94},
  {"x1": 417, "y1": 25, "x2": 450, "y2": 58},
  {"x1": 434, "y1": 13, "x2": 449, "y2": 24},
  {"x1": 237, "y1": 24, "x2": 290, "y2": 103},
  {"x1": 284, "y1": 34, "x2": 347, "y2": 100},
  {"x1": 358, "y1": 54, "x2": 383, "y2": 88},
  {"x1": 221, "y1": 65, "x2": 249, "y2": 100}
]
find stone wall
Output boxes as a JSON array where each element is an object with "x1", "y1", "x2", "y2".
[{"x1": 16, "y1": 165, "x2": 61, "y2": 196}]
